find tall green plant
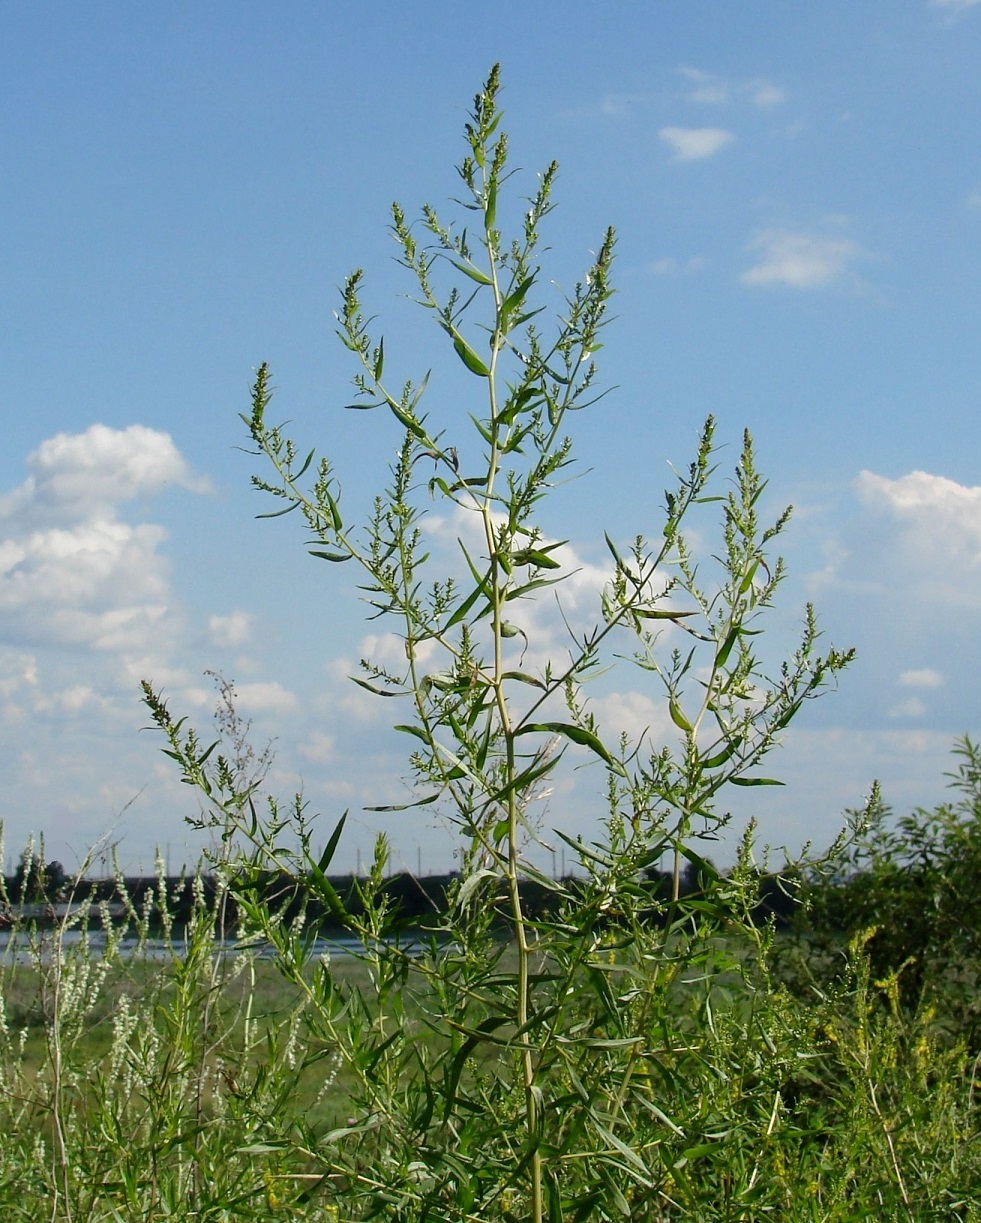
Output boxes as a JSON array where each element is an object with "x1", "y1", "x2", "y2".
[{"x1": 145, "y1": 66, "x2": 855, "y2": 1220}]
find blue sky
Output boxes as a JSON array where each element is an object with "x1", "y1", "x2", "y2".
[{"x1": 2, "y1": 2, "x2": 980, "y2": 876}]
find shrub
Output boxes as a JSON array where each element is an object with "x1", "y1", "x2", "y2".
[
  {"x1": 141, "y1": 66, "x2": 876, "y2": 1221},
  {"x1": 797, "y1": 736, "x2": 981, "y2": 1044}
]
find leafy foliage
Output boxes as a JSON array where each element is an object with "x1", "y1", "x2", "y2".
[
  {"x1": 144, "y1": 65, "x2": 863, "y2": 1219},
  {"x1": 793, "y1": 736, "x2": 981, "y2": 1043}
]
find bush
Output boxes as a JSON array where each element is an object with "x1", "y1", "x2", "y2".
[
  {"x1": 142, "y1": 65, "x2": 869, "y2": 1221},
  {"x1": 796, "y1": 736, "x2": 981, "y2": 1044}
]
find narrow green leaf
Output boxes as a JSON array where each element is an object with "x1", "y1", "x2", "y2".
[
  {"x1": 442, "y1": 1014, "x2": 508, "y2": 1122},
  {"x1": 365, "y1": 793, "x2": 440, "y2": 812},
  {"x1": 499, "y1": 274, "x2": 535, "y2": 331},
  {"x1": 449, "y1": 259, "x2": 493, "y2": 286},
  {"x1": 453, "y1": 334, "x2": 490, "y2": 377},
  {"x1": 408, "y1": 368, "x2": 431, "y2": 410},
  {"x1": 739, "y1": 558, "x2": 760, "y2": 595},
  {"x1": 486, "y1": 753, "x2": 561, "y2": 808},
  {"x1": 715, "y1": 625, "x2": 740, "y2": 669},
  {"x1": 485, "y1": 179, "x2": 497, "y2": 229},
  {"x1": 543, "y1": 1168, "x2": 564, "y2": 1223},
  {"x1": 699, "y1": 738, "x2": 741, "y2": 770},
  {"x1": 730, "y1": 775, "x2": 785, "y2": 787},
  {"x1": 445, "y1": 575, "x2": 492, "y2": 629},
  {"x1": 515, "y1": 721, "x2": 617, "y2": 767},
  {"x1": 295, "y1": 448, "x2": 316, "y2": 479},
  {"x1": 635, "y1": 608, "x2": 699, "y2": 620},
  {"x1": 678, "y1": 843, "x2": 721, "y2": 884},
  {"x1": 308, "y1": 549, "x2": 353, "y2": 563},
  {"x1": 373, "y1": 337, "x2": 384, "y2": 382},
  {"x1": 467, "y1": 412, "x2": 494, "y2": 444},
  {"x1": 255, "y1": 501, "x2": 301, "y2": 520},
  {"x1": 393, "y1": 723, "x2": 429, "y2": 742},
  {"x1": 307, "y1": 841, "x2": 349, "y2": 923},
  {"x1": 505, "y1": 575, "x2": 563, "y2": 600},
  {"x1": 501, "y1": 670, "x2": 545, "y2": 689},
  {"x1": 388, "y1": 399, "x2": 428, "y2": 439},
  {"x1": 456, "y1": 868, "x2": 498, "y2": 910},
  {"x1": 350, "y1": 676, "x2": 402, "y2": 697},
  {"x1": 668, "y1": 699, "x2": 692, "y2": 733},
  {"x1": 511, "y1": 305, "x2": 547, "y2": 329},
  {"x1": 317, "y1": 811, "x2": 348, "y2": 874},
  {"x1": 635, "y1": 1096, "x2": 686, "y2": 1137},
  {"x1": 604, "y1": 532, "x2": 623, "y2": 565},
  {"x1": 589, "y1": 1117, "x2": 652, "y2": 1180},
  {"x1": 511, "y1": 548, "x2": 562, "y2": 570}
]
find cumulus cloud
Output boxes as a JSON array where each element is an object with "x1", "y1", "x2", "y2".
[
  {"x1": 588, "y1": 689, "x2": 674, "y2": 748},
  {"x1": 208, "y1": 611, "x2": 254, "y2": 648},
  {"x1": 232, "y1": 681, "x2": 297, "y2": 716},
  {"x1": 857, "y1": 470, "x2": 981, "y2": 551},
  {"x1": 742, "y1": 228, "x2": 864, "y2": 289},
  {"x1": 899, "y1": 668, "x2": 944, "y2": 689},
  {"x1": 648, "y1": 255, "x2": 708, "y2": 276},
  {"x1": 0, "y1": 423, "x2": 210, "y2": 526},
  {"x1": 890, "y1": 671, "x2": 942, "y2": 719},
  {"x1": 298, "y1": 730, "x2": 336, "y2": 764},
  {"x1": 0, "y1": 517, "x2": 171, "y2": 650},
  {"x1": 855, "y1": 470, "x2": 981, "y2": 602},
  {"x1": 0, "y1": 424, "x2": 213, "y2": 656},
  {"x1": 677, "y1": 66, "x2": 785, "y2": 108},
  {"x1": 749, "y1": 81, "x2": 786, "y2": 108},
  {"x1": 0, "y1": 649, "x2": 37, "y2": 704},
  {"x1": 659, "y1": 126, "x2": 734, "y2": 161},
  {"x1": 678, "y1": 67, "x2": 730, "y2": 104}
]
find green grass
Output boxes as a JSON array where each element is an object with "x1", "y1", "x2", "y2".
[{"x1": 2, "y1": 911, "x2": 980, "y2": 1220}]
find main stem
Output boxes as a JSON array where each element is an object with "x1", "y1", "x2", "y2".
[{"x1": 481, "y1": 202, "x2": 543, "y2": 1222}]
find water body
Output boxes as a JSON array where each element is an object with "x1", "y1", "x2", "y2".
[{"x1": 0, "y1": 928, "x2": 446, "y2": 966}]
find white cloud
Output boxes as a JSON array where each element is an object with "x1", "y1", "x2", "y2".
[
  {"x1": 208, "y1": 611, "x2": 253, "y2": 648},
  {"x1": 0, "y1": 517, "x2": 172, "y2": 650},
  {"x1": 0, "y1": 650, "x2": 37, "y2": 699},
  {"x1": 0, "y1": 423, "x2": 210, "y2": 527},
  {"x1": 588, "y1": 689, "x2": 673, "y2": 748},
  {"x1": 889, "y1": 697, "x2": 927, "y2": 719},
  {"x1": 855, "y1": 469, "x2": 981, "y2": 603},
  {"x1": 660, "y1": 126, "x2": 734, "y2": 161},
  {"x1": 648, "y1": 255, "x2": 708, "y2": 277},
  {"x1": 742, "y1": 228, "x2": 864, "y2": 289},
  {"x1": 679, "y1": 67, "x2": 730, "y2": 104},
  {"x1": 35, "y1": 684, "x2": 111, "y2": 717},
  {"x1": 298, "y1": 730, "x2": 336, "y2": 764},
  {"x1": 232, "y1": 681, "x2": 297, "y2": 716},
  {"x1": 677, "y1": 66, "x2": 784, "y2": 109},
  {"x1": 899, "y1": 668, "x2": 944, "y2": 689},
  {"x1": 857, "y1": 470, "x2": 981, "y2": 551},
  {"x1": 559, "y1": 92, "x2": 647, "y2": 121},
  {"x1": 0, "y1": 424, "x2": 214, "y2": 658},
  {"x1": 749, "y1": 81, "x2": 786, "y2": 108}
]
